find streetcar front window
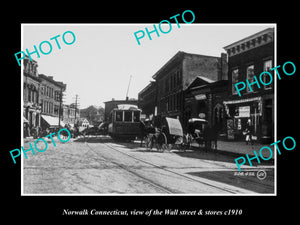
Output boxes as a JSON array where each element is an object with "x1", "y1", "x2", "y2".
[
  {"x1": 116, "y1": 111, "x2": 123, "y2": 122},
  {"x1": 124, "y1": 111, "x2": 132, "y2": 122},
  {"x1": 133, "y1": 111, "x2": 140, "y2": 122}
]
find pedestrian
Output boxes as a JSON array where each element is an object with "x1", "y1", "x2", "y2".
[
  {"x1": 139, "y1": 119, "x2": 146, "y2": 147},
  {"x1": 203, "y1": 126, "x2": 211, "y2": 150},
  {"x1": 211, "y1": 124, "x2": 218, "y2": 150},
  {"x1": 23, "y1": 122, "x2": 28, "y2": 138},
  {"x1": 244, "y1": 119, "x2": 254, "y2": 145}
]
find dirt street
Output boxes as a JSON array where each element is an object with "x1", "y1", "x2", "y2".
[{"x1": 22, "y1": 136, "x2": 274, "y2": 194}]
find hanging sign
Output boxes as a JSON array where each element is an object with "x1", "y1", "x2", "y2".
[
  {"x1": 195, "y1": 94, "x2": 206, "y2": 100},
  {"x1": 239, "y1": 106, "x2": 250, "y2": 117}
]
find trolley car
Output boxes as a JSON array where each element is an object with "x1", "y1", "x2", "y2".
[{"x1": 108, "y1": 104, "x2": 141, "y2": 140}]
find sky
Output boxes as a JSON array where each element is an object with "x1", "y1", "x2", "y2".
[{"x1": 22, "y1": 24, "x2": 274, "y2": 109}]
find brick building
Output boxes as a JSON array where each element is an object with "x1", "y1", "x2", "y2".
[
  {"x1": 138, "y1": 81, "x2": 156, "y2": 120},
  {"x1": 38, "y1": 74, "x2": 66, "y2": 129},
  {"x1": 62, "y1": 104, "x2": 80, "y2": 126},
  {"x1": 185, "y1": 77, "x2": 228, "y2": 135},
  {"x1": 223, "y1": 28, "x2": 274, "y2": 142},
  {"x1": 150, "y1": 51, "x2": 227, "y2": 129},
  {"x1": 23, "y1": 56, "x2": 41, "y2": 133}
]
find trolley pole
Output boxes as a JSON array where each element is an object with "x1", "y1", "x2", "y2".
[{"x1": 125, "y1": 75, "x2": 132, "y2": 101}]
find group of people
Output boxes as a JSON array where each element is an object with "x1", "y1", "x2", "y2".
[
  {"x1": 23, "y1": 123, "x2": 49, "y2": 139},
  {"x1": 23, "y1": 122, "x2": 79, "y2": 139}
]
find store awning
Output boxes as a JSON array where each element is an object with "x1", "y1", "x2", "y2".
[
  {"x1": 41, "y1": 115, "x2": 65, "y2": 127},
  {"x1": 223, "y1": 97, "x2": 262, "y2": 117},
  {"x1": 223, "y1": 96, "x2": 262, "y2": 105}
]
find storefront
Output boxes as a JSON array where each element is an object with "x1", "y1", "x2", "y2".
[{"x1": 223, "y1": 97, "x2": 262, "y2": 140}]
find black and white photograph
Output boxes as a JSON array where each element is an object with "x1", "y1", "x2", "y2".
[
  {"x1": 21, "y1": 24, "x2": 275, "y2": 195},
  {"x1": 4, "y1": 4, "x2": 299, "y2": 222}
]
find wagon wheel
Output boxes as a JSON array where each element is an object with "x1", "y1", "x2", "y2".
[
  {"x1": 174, "y1": 136, "x2": 187, "y2": 151},
  {"x1": 159, "y1": 132, "x2": 169, "y2": 152}
]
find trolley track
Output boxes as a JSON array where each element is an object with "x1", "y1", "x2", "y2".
[
  {"x1": 84, "y1": 142, "x2": 175, "y2": 194},
  {"x1": 85, "y1": 140, "x2": 242, "y2": 194}
]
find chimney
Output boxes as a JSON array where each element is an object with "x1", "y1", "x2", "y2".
[{"x1": 219, "y1": 53, "x2": 228, "y2": 80}]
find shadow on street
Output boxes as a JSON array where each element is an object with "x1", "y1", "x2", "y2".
[{"x1": 73, "y1": 135, "x2": 274, "y2": 169}]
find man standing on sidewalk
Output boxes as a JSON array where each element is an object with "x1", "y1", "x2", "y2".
[{"x1": 244, "y1": 119, "x2": 254, "y2": 145}]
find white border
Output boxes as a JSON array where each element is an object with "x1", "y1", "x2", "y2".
[{"x1": 21, "y1": 23, "x2": 277, "y2": 196}]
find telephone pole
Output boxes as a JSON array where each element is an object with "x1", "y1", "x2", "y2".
[
  {"x1": 74, "y1": 94, "x2": 79, "y2": 125},
  {"x1": 58, "y1": 87, "x2": 64, "y2": 128}
]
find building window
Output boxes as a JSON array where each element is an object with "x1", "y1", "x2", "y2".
[
  {"x1": 263, "y1": 60, "x2": 273, "y2": 89},
  {"x1": 28, "y1": 89, "x2": 31, "y2": 102},
  {"x1": 55, "y1": 91, "x2": 61, "y2": 101},
  {"x1": 45, "y1": 101, "x2": 48, "y2": 113},
  {"x1": 31, "y1": 91, "x2": 34, "y2": 102},
  {"x1": 246, "y1": 65, "x2": 255, "y2": 92},
  {"x1": 54, "y1": 105, "x2": 59, "y2": 115},
  {"x1": 165, "y1": 79, "x2": 169, "y2": 93},
  {"x1": 232, "y1": 69, "x2": 239, "y2": 95}
]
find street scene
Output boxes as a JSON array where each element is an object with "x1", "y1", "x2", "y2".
[{"x1": 22, "y1": 24, "x2": 275, "y2": 195}]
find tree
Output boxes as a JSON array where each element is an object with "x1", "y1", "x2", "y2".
[{"x1": 80, "y1": 105, "x2": 104, "y2": 125}]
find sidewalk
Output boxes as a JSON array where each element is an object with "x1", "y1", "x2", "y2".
[{"x1": 192, "y1": 140, "x2": 275, "y2": 159}]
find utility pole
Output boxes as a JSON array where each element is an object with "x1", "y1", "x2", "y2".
[
  {"x1": 74, "y1": 94, "x2": 79, "y2": 125},
  {"x1": 58, "y1": 87, "x2": 63, "y2": 127}
]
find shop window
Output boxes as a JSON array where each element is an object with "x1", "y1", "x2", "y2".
[
  {"x1": 263, "y1": 60, "x2": 273, "y2": 89},
  {"x1": 246, "y1": 65, "x2": 255, "y2": 92},
  {"x1": 232, "y1": 69, "x2": 239, "y2": 95}
]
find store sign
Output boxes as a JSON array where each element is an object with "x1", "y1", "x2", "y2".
[
  {"x1": 195, "y1": 94, "x2": 206, "y2": 100},
  {"x1": 239, "y1": 106, "x2": 250, "y2": 117},
  {"x1": 140, "y1": 114, "x2": 146, "y2": 120}
]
